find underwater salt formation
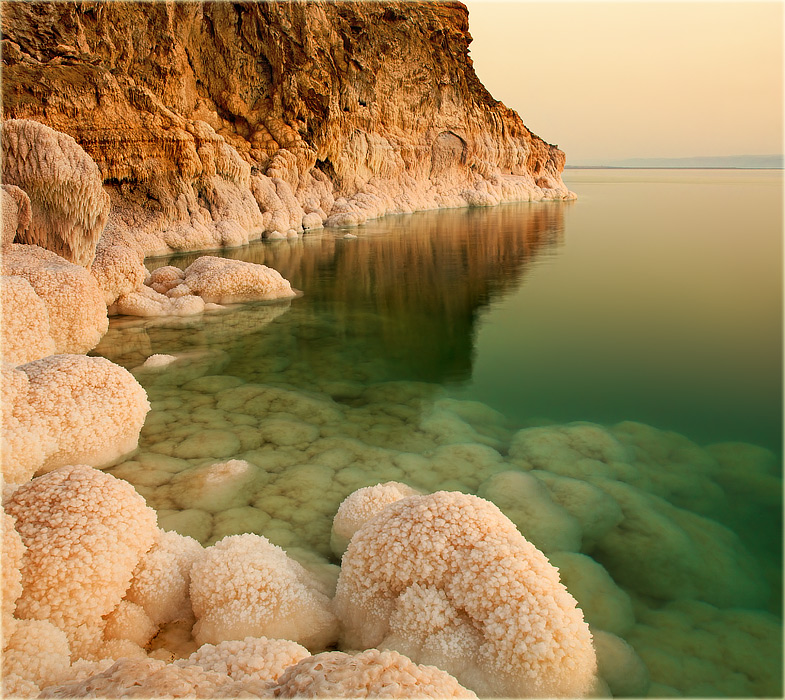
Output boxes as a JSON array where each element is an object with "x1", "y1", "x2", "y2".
[{"x1": 86, "y1": 325, "x2": 782, "y2": 697}]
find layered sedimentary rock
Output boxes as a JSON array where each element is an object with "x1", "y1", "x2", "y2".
[{"x1": 2, "y1": 0, "x2": 573, "y2": 264}]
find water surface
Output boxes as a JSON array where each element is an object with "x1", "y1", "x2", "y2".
[{"x1": 95, "y1": 168, "x2": 783, "y2": 697}]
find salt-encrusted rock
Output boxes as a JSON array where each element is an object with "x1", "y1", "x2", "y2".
[
  {"x1": 0, "y1": 275, "x2": 56, "y2": 365},
  {"x1": 1, "y1": 184, "x2": 31, "y2": 248},
  {"x1": 1, "y1": 244, "x2": 108, "y2": 356},
  {"x1": 179, "y1": 256, "x2": 297, "y2": 304},
  {"x1": 190, "y1": 533, "x2": 338, "y2": 650},
  {"x1": 5, "y1": 465, "x2": 159, "y2": 659},
  {"x1": 334, "y1": 491, "x2": 597, "y2": 697},
  {"x1": 0, "y1": 119, "x2": 110, "y2": 267},
  {"x1": 0, "y1": 355, "x2": 150, "y2": 482},
  {"x1": 2, "y1": 1, "x2": 574, "y2": 266}
]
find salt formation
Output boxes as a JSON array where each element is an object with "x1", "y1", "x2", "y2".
[
  {"x1": 590, "y1": 630, "x2": 650, "y2": 698},
  {"x1": 4, "y1": 465, "x2": 159, "y2": 660},
  {"x1": 589, "y1": 476, "x2": 767, "y2": 608},
  {"x1": 1, "y1": 509, "x2": 24, "y2": 621},
  {"x1": 125, "y1": 530, "x2": 204, "y2": 629},
  {"x1": 529, "y1": 470, "x2": 623, "y2": 552},
  {"x1": 0, "y1": 275, "x2": 56, "y2": 365},
  {"x1": 508, "y1": 421, "x2": 769, "y2": 608},
  {"x1": 626, "y1": 599, "x2": 782, "y2": 697},
  {"x1": 330, "y1": 481, "x2": 421, "y2": 557},
  {"x1": 38, "y1": 656, "x2": 273, "y2": 698},
  {"x1": 176, "y1": 256, "x2": 296, "y2": 303},
  {"x1": 39, "y1": 647, "x2": 476, "y2": 698},
  {"x1": 1, "y1": 119, "x2": 110, "y2": 267},
  {"x1": 0, "y1": 355, "x2": 150, "y2": 484},
  {"x1": 1, "y1": 244, "x2": 108, "y2": 359},
  {"x1": 1, "y1": 184, "x2": 31, "y2": 247},
  {"x1": 546, "y1": 552, "x2": 635, "y2": 637},
  {"x1": 2, "y1": 617, "x2": 72, "y2": 694},
  {"x1": 476, "y1": 470, "x2": 582, "y2": 553},
  {"x1": 334, "y1": 491, "x2": 597, "y2": 697},
  {"x1": 273, "y1": 649, "x2": 477, "y2": 698},
  {"x1": 189, "y1": 533, "x2": 338, "y2": 650},
  {"x1": 108, "y1": 256, "x2": 296, "y2": 319},
  {"x1": 174, "y1": 636, "x2": 309, "y2": 683}
]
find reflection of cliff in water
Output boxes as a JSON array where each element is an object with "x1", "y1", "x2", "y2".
[
  {"x1": 142, "y1": 203, "x2": 565, "y2": 382},
  {"x1": 101, "y1": 202, "x2": 568, "y2": 388}
]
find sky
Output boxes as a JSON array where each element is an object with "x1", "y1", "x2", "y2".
[{"x1": 464, "y1": 2, "x2": 784, "y2": 164}]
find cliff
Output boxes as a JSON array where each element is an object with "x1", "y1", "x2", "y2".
[{"x1": 2, "y1": 0, "x2": 573, "y2": 262}]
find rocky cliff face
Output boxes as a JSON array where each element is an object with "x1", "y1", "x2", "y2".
[{"x1": 2, "y1": 0, "x2": 573, "y2": 262}]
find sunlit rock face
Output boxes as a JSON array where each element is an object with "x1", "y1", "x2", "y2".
[{"x1": 2, "y1": 0, "x2": 573, "y2": 261}]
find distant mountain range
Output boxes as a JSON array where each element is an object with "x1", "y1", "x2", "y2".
[{"x1": 566, "y1": 155, "x2": 783, "y2": 169}]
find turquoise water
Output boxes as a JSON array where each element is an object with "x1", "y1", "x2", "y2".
[{"x1": 95, "y1": 169, "x2": 782, "y2": 697}]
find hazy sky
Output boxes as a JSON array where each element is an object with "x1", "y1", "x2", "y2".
[{"x1": 464, "y1": 2, "x2": 783, "y2": 163}]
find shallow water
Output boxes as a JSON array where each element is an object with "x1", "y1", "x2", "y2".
[{"x1": 94, "y1": 169, "x2": 782, "y2": 697}]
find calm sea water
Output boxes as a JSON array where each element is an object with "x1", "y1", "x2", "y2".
[{"x1": 95, "y1": 168, "x2": 782, "y2": 697}]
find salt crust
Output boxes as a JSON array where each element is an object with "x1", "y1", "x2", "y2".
[
  {"x1": 1, "y1": 244, "x2": 108, "y2": 359},
  {"x1": 125, "y1": 529, "x2": 204, "y2": 627},
  {"x1": 189, "y1": 533, "x2": 337, "y2": 650},
  {"x1": 330, "y1": 481, "x2": 421, "y2": 558},
  {"x1": 1, "y1": 119, "x2": 110, "y2": 268},
  {"x1": 4, "y1": 465, "x2": 159, "y2": 660},
  {"x1": 1, "y1": 184, "x2": 31, "y2": 248},
  {"x1": 334, "y1": 491, "x2": 597, "y2": 697},
  {"x1": 174, "y1": 636, "x2": 309, "y2": 683},
  {"x1": 274, "y1": 648, "x2": 477, "y2": 698},
  {"x1": 0, "y1": 354, "x2": 150, "y2": 484},
  {"x1": 1, "y1": 509, "x2": 25, "y2": 620},
  {"x1": 38, "y1": 656, "x2": 274, "y2": 698},
  {"x1": 0, "y1": 275, "x2": 56, "y2": 364}
]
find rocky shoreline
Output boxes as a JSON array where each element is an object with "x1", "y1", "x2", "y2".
[
  {"x1": 3, "y1": 2, "x2": 780, "y2": 699},
  {"x1": 0, "y1": 2, "x2": 589, "y2": 696}
]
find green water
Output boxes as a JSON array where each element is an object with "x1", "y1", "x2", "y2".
[{"x1": 95, "y1": 169, "x2": 783, "y2": 697}]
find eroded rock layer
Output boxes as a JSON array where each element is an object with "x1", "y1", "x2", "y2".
[{"x1": 2, "y1": 1, "x2": 573, "y2": 258}]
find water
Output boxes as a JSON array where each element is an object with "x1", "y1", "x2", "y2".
[{"x1": 94, "y1": 169, "x2": 782, "y2": 697}]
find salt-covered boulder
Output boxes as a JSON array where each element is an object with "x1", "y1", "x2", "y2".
[
  {"x1": 0, "y1": 275, "x2": 56, "y2": 365},
  {"x1": 1, "y1": 119, "x2": 110, "y2": 267},
  {"x1": 189, "y1": 533, "x2": 338, "y2": 650},
  {"x1": 334, "y1": 491, "x2": 597, "y2": 697},
  {"x1": 178, "y1": 256, "x2": 297, "y2": 304},
  {"x1": 4, "y1": 465, "x2": 159, "y2": 659},
  {"x1": 0, "y1": 354, "x2": 150, "y2": 482},
  {"x1": 1, "y1": 244, "x2": 108, "y2": 356}
]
